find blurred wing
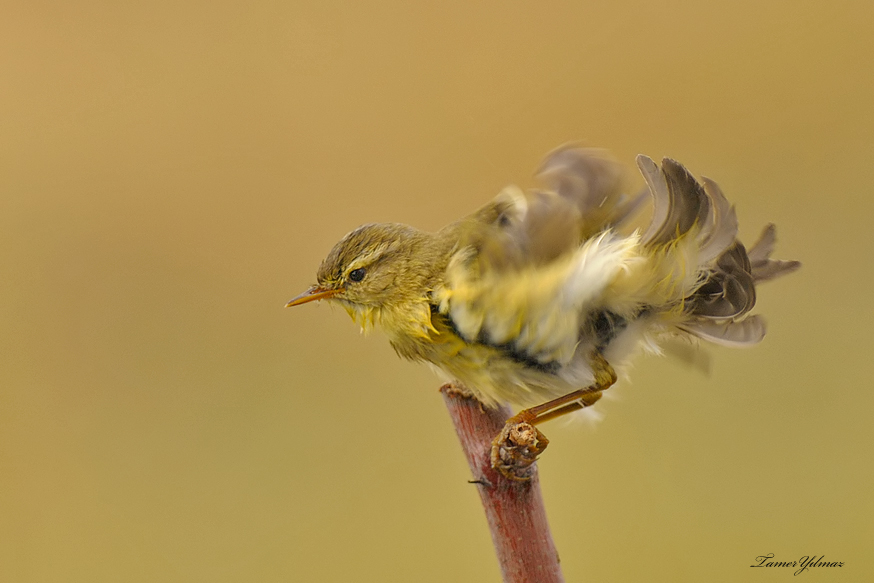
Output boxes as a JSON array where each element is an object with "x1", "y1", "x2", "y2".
[
  {"x1": 471, "y1": 186, "x2": 584, "y2": 272},
  {"x1": 435, "y1": 232, "x2": 639, "y2": 366},
  {"x1": 462, "y1": 146, "x2": 645, "y2": 274},
  {"x1": 537, "y1": 145, "x2": 647, "y2": 239}
]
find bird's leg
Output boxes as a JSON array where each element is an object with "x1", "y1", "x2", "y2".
[{"x1": 490, "y1": 352, "x2": 617, "y2": 480}]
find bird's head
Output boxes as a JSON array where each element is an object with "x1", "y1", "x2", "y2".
[{"x1": 286, "y1": 223, "x2": 436, "y2": 327}]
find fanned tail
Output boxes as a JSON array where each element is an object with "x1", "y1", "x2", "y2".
[{"x1": 635, "y1": 156, "x2": 800, "y2": 346}]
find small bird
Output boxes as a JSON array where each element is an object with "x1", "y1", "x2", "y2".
[{"x1": 287, "y1": 145, "x2": 800, "y2": 477}]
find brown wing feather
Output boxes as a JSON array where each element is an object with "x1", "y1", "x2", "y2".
[{"x1": 537, "y1": 145, "x2": 646, "y2": 239}]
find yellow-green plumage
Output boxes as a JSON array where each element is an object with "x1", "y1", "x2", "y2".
[{"x1": 289, "y1": 146, "x2": 800, "y2": 411}]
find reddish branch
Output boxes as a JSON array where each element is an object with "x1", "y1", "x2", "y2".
[{"x1": 440, "y1": 383, "x2": 565, "y2": 583}]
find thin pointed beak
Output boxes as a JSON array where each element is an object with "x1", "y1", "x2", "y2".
[{"x1": 285, "y1": 286, "x2": 343, "y2": 307}]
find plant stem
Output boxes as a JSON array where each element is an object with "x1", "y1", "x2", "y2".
[{"x1": 440, "y1": 382, "x2": 565, "y2": 583}]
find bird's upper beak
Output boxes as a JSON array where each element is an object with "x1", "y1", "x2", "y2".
[{"x1": 285, "y1": 285, "x2": 343, "y2": 307}]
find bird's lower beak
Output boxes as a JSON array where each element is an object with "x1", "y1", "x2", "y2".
[{"x1": 285, "y1": 286, "x2": 343, "y2": 307}]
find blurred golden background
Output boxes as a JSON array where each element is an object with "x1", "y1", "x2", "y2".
[{"x1": 2, "y1": 1, "x2": 872, "y2": 581}]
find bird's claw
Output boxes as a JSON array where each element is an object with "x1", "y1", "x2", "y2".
[{"x1": 490, "y1": 420, "x2": 549, "y2": 481}]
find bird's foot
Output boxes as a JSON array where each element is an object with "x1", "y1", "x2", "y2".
[{"x1": 490, "y1": 417, "x2": 549, "y2": 482}]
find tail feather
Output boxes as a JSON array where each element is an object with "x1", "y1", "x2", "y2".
[
  {"x1": 748, "y1": 224, "x2": 802, "y2": 282},
  {"x1": 678, "y1": 315, "x2": 767, "y2": 347},
  {"x1": 634, "y1": 155, "x2": 799, "y2": 346},
  {"x1": 697, "y1": 177, "x2": 739, "y2": 264},
  {"x1": 637, "y1": 156, "x2": 710, "y2": 246},
  {"x1": 688, "y1": 242, "x2": 757, "y2": 320}
]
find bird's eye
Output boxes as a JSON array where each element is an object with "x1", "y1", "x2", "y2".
[{"x1": 348, "y1": 268, "x2": 366, "y2": 282}]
